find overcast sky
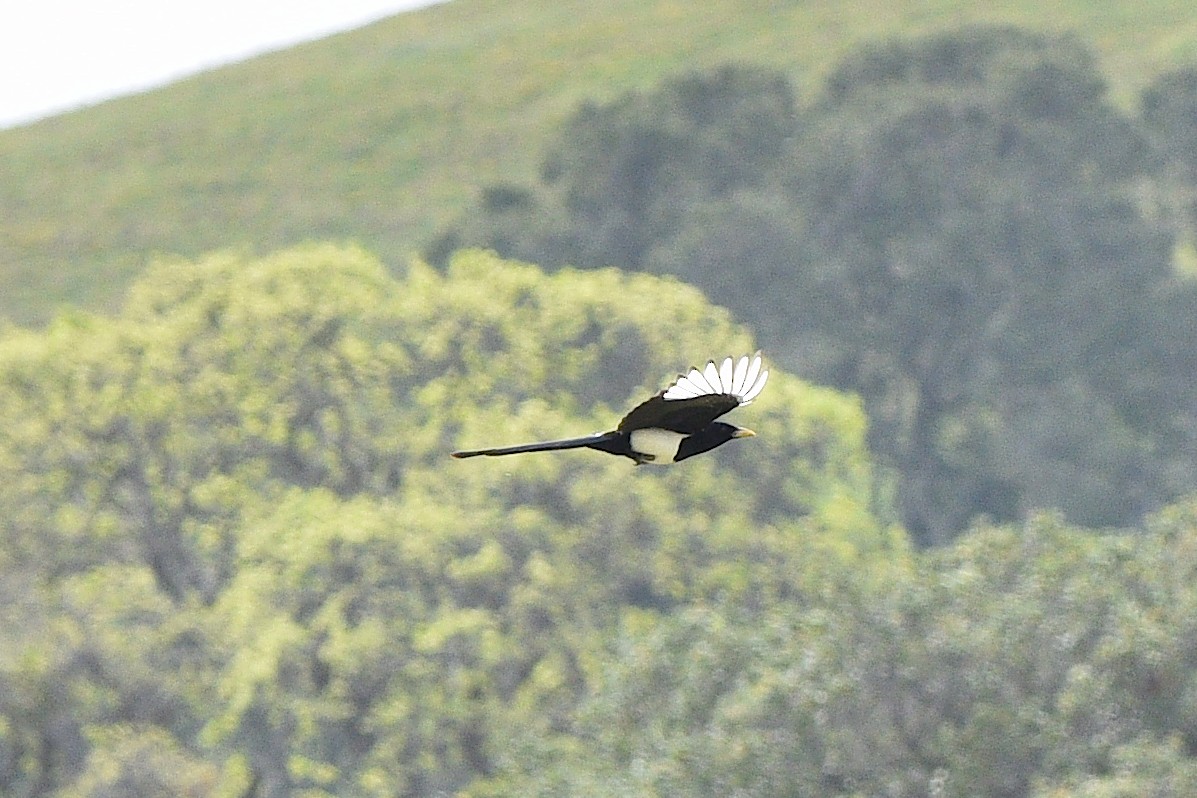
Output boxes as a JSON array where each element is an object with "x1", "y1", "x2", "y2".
[{"x1": 0, "y1": 0, "x2": 444, "y2": 129}]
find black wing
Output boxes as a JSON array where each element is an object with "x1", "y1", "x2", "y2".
[
  {"x1": 617, "y1": 392, "x2": 739, "y2": 434},
  {"x1": 617, "y1": 353, "x2": 768, "y2": 434}
]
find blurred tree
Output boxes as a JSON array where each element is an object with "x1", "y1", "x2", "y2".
[
  {"x1": 428, "y1": 64, "x2": 797, "y2": 271},
  {"x1": 56, "y1": 726, "x2": 222, "y2": 798},
  {"x1": 1140, "y1": 65, "x2": 1197, "y2": 280},
  {"x1": 0, "y1": 564, "x2": 222, "y2": 798},
  {"x1": 434, "y1": 29, "x2": 1197, "y2": 545},
  {"x1": 191, "y1": 250, "x2": 892, "y2": 797},
  {"x1": 1032, "y1": 737, "x2": 1197, "y2": 797},
  {"x1": 790, "y1": 27, "x2": 1192, "y2": 543},
  {"x1": 7, "y1": 242, "x2": 1197, "y2": 795},
  {"x1": 496, "y1": 507, "x2": 1197, "y2": 797},
  {"x1": 1141, "y1": 65, "x2": 1197, "y2": 191},
  {"x1": 0, "y1": 245, "x2": 890, "y2": 796}
]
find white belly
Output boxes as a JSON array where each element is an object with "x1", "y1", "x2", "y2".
[{"x1": 629, "y1": 428, "x2": 686, "y2": 464}]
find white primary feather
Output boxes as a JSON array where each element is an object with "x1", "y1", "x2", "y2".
[
  {"x1": 666, "y1": 384, "x2": 701, "y2": 398},
  {"x1": 671, "y1": 367, "x2": 711, "y2": 397},
  {"x1": 673, "y1": 367, "x2": 710, "y2": 395},
  {"x1": 731, "y1": 354, "x2": 750, "y2": 396},
  {"x1": 742, "y1": 367, "x2": 768, "y2": 402},
  {"x1": 741, "y1": 354, "x2": 764, "y2": 399},
  {"x1": 703, "y1": 361, "x2": 721, "y2": 391},
  {"x1": 662, "y1": 352, "x2": 768, "y2": 405}
]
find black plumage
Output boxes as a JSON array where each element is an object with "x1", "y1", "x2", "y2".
[{"x1": 451, "y1": 353, "x2": 768, "y2": 465}]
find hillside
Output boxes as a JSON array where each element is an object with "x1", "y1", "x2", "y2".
[{"x1": 3, "y1": 0, "x2": 1197, "y2": 324}]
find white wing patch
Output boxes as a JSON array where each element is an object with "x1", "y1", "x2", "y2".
[{"x1": 662, "y1": 352, "x2": 769, "y2": 405}]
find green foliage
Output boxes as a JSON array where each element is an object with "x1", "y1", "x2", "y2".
[
  {"x1": 497, "y1": 509, "x2": 1197, "y2": 797},
  {"x1": 7, "y1": 4, "x2": 1197, "y2": 792},
  {"x1": 1141, "y1": 64, "x2": 1197, "y2": 260},
  {"x1": 56, "y1": 726, "x2": 223, "y2": 798},
  {"x1": 0, "y1": 244, "x2": 412, "y2": 602},
  {"x1": 7, "y1": 241, "x2": 1197, "y2": 794},
  {"x1": 1033, "y1": 737, "x2": 1197, "y2": 797},
  {"x1": 438, "y1": 29, "x2": 1197, "y2": 544},
  {"x1": 790, "y1": 28, "x2": 1195, "y2": 543},
  {"x1": 0, "y1": 244, "x2": 890, "y2": 796},
  {"x1": 431, "y1": 63, "x2": 798, "y2": 275},
  {"x1": 0, "y1": 563, "x2": 217, "y2": 797},
  {"x1": 1142, "y1": 65, "x2": 1197, "y2": 182},
  {"x1": 4, "y1": 0, "x2": 1197, "y2": 325}
]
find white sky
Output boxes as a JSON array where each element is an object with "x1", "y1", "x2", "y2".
[{"x1": 0, "y1": 0, "x2": 444, "y2": 129}]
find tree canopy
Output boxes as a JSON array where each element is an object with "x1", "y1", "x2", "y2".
[
  {"x1": 0, "y1": 245, "x2": 892, "y2": 796},
  {"x1": 10, "y1": 23, "x2": 1197, "y2": 798},
  {"x1": 4, "y1": 236, "x2": 1197, "y2": 797},
  {"x1": 434, "y1": 27, "x2": 1197, "y2": 545}
]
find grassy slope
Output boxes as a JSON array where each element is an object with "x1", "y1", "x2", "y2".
[{"x1": 3, "y1": 0, "x2": 1197, "y2": 325}]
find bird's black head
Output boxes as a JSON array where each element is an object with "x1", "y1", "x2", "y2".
[{"x1": 674, "y1": 422, "x2": 756, "y2": 463}]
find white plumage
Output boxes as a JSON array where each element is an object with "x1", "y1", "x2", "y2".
[
  {"x1": 662, "y1": 351, "x2": 768, "y2": 405},
  {"x1": 628, "y1": 428, "x2": 687, "y2": 464}
]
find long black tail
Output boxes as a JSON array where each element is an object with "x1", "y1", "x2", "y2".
[{"x1": 451, "y1": 432, "x2": 620, "y2": 459}]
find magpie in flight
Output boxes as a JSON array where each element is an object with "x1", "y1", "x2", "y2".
[{"x1": 451, "y1": 353, "x2": 768, "y2": 465}]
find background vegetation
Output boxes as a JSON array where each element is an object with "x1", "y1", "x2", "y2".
[
  {"x1": 8, "y1": 1, "x2": 1197, "y2": 795},
  {"x1": 9, "y1": 247, "x2": 1197, "y2": 797},
  {"x1": 1, "y1": 246, "x2": 895, "y2": 795},
  {"x1": 7, "y1": 246, "x2": 1197, "y2": 794},
  {"x1": 3, "y1": 0, "x2": 1197, "y2": 324},
  {"x1": 435, "y1": 27, "x2": 1197, "y2": 543}
]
